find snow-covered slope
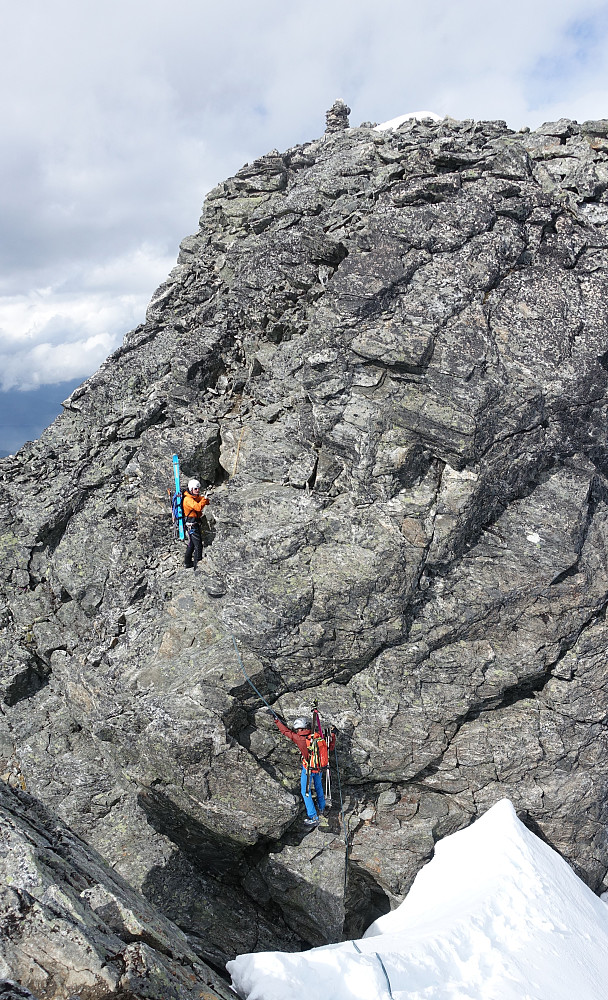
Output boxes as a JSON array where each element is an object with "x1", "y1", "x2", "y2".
[
  {"x1": 227, "y1": 800, "x2": 608, "y2": 1000},
  {"x1": 375, "y1": 110, "x2": 444, "y2": 130}
]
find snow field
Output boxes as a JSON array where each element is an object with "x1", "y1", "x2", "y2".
[{"x1": 228, "y1": 799, "x2": 608, "y2": 1000}]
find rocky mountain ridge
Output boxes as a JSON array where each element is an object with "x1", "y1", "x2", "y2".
[{"x1": 3, "y1": 108, "x2": 608, "y2": 996}]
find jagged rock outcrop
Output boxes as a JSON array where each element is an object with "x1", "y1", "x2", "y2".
[
  {"x1": 2, "y1": 111, "x2": 608, "y2": 988},
  {"x1": 0, "y1": 782, "x2": 233, "y2": 999}
]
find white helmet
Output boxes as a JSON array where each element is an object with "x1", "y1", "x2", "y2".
[
  {"x1": 188, "y1": 479, "x2": 201, "y2": 491},
  {"x1": 293, "y1": 717, "x2": 308, "y2": 730}
]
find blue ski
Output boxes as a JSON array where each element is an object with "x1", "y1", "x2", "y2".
[{"x1": 172, "y1": 454, "x2": 185, "y2": 540}]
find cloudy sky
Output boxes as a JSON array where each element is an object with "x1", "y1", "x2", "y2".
[{"x1": 1, "y1": 0, "x2": 608, "y2": 451}]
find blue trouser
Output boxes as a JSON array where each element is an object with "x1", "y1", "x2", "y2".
[{"x1": 300, "y1": 766, "x2": 325, "y2": 819}]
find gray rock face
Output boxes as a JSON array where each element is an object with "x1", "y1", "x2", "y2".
[
  {"x1": 0, "y1": 782, "x2": 233, "y2": 999},
  {"x1": 0, "y1": 982, "x2": 41, "y2": 1000},
  {"x1": 2, "y1": 112, "x2": 608, "y2": 983}
]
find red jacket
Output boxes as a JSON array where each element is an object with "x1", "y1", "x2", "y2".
[{"x1": 274, "y1": 717, "x2": 335, "y2": 768}]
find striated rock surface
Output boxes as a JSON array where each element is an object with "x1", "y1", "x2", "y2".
[
  {"x1": 0, "y1": 781, "x2": 233, "y2": 999},
  {"x1": 2, "y1": 111, "x2": 608, "y2": 985}
]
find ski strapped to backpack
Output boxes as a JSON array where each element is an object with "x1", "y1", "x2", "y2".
[
  {"x1": 309, "y1": 700, "x2": 349, "y2": 886},
  {"x1": 170, "y1": 453, "x2": 185, "y2": 541}
]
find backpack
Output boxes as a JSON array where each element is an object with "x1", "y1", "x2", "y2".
[
  {"x1": 304, "y1": 731, "x2": 329, "y2": 773},
  {"x1": 171, "y1": 489, "x2": 184, "y2": 525}
]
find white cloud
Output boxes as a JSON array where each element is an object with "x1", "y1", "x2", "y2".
[
  {"x1": 0, "y1": 294, "x2": 132, "y2": 391},
  {"x1": 0, "y1": 244, "x2": 174, "y2": 389},
  {"x1": 1, "y1": 0, "x2": 608, "y2": 400}
]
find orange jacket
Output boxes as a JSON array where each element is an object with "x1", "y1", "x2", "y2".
[{"x1": 183, "y1": 491, "x2": 209, "y2": 521}]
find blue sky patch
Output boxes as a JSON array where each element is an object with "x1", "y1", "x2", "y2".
[
  {"x1": 526, "y1": 11, "x2": 608, "y2": 108},
  {"x1": 0, "y1": 379, "x2": 82, "y2": 455}
]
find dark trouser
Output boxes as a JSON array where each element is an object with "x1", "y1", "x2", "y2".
[{"x1": 184, "y1": 522, "x2": 202, "y2": 569}]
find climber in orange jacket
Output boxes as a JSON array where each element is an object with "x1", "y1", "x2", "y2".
[{"x1": 183, "y1": 479, "x2": 209, "y2": 570}]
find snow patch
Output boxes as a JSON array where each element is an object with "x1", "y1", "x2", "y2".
[
  {"x1": 228, "y1": 799, "x2": 608, "y2": 1000},
  {"x1": 375, "y1": 110, "x2": 444, "y2": 131}
]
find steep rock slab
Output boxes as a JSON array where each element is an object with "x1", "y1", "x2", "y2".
[
  {"x1": 2, "y1": 115, "x2": 608, "y2": 953},
  {"x1": 0, "y1": 782, "x2": 233, "y2": 999}
]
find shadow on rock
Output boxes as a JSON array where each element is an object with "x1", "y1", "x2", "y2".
[
  {"x1": 343, "y1": 865, "x2": 392, "y2": 940},
  {"x1": 138, "y1": 787, "x2": 246, "y2": 877},
  {"x1": 141, "y1": 849, "x2": 304, "y2": 968}
]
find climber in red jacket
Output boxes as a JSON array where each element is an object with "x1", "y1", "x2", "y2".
[{"x1": 270, "y1": 714, "x2": 335, "y2": 826}]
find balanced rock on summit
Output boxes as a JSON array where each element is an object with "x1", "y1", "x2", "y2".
[{"x1": 2, "y1": 110, "x2": 608, "y2": 988}]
